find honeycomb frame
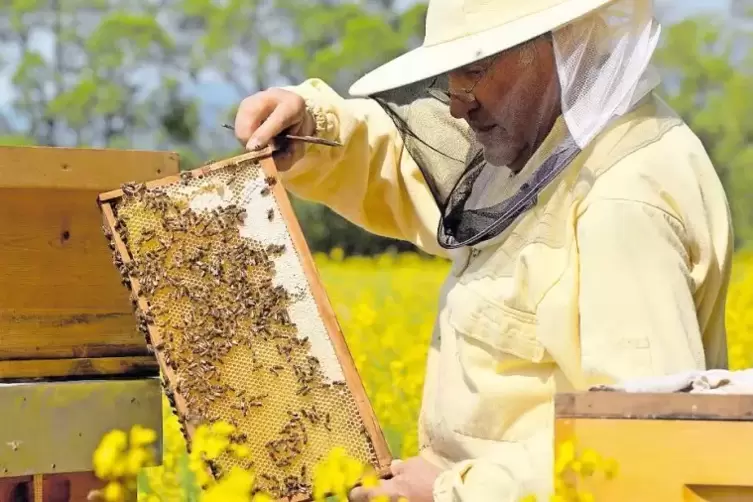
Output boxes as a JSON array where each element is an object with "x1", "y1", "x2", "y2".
[{"x1": 97, "y1": 145, "x2": 392, "y2": 501}]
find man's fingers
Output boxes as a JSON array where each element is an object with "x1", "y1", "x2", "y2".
[
  {"x1": 390, "y1": 459, "x2": 405, "y2": 476},
  {"x1": 348, "y1": 485, "x2": 372, "y2": 502},
  {"x1": 234, "y1": 94, "x2": 275, "y2": 147},
  {"x1": 234, "y1": 88, "x2": 308, "y2": 151},
  {"x1": 246, "y1": 102, "x2": 301, "y2": 151}
]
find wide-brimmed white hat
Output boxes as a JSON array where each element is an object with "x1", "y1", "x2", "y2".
[{"x1": 348, "y1": 0, "x2": 620, "y2": 97}]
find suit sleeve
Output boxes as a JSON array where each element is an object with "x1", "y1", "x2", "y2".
[{"x1": 279, "y1": 78, "x2": 446, "y2": 258}]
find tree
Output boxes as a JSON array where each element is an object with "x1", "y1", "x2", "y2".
[
  {"x1": 0, "y1": 0, "x2": 180, "y2": 147},
  {"x1": 0, "y1": 0, "x2": 430, "y2": 254},
  {"x1": 654, "y1": 4, "x2": 753, "y2": 248},
  {"x1": 0, "y1": 0, "x2": 426, "y2": 152}
]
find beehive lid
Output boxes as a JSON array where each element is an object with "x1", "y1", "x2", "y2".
[
  {"x1": 0, "y1": 146, "x2": 178, "y2": 380},
  {"x1": 98, "y1": 145, "x2": 392, "y2": 499}
]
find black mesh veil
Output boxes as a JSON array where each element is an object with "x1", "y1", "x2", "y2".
[
  {"x1": 359, "y1": 0, "x2": 661, "y2": 250},
  {"x1": 369, "y1": 75, "x2": 580, "y2": 250}
]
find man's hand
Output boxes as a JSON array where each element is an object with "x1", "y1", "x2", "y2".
[
  {"x1": 349, "y1": 457, "x2": 443, "y2": 502},
  {"x1": 233, "y1": 88, "x2": 316, "y2": 170}
]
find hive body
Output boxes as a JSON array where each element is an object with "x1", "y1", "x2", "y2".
[
  {"x1": 0, "y1": 145, "x2": 171, "y2": 501},
  {"x1": 0, "y1": 145, "x2": 174, "y2": 380},
  {"x1": 555, "y1": 392, "x2": 753, "y2": 501},
  {"x1": 99, "y1": 148, "x2": 391, "y2": 500}
]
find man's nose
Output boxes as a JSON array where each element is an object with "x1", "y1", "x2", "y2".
[{"x1": 449, "y1": 95, "x2": 477, "y2": 120}]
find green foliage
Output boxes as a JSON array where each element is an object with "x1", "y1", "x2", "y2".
[
  {"x1": 654, "y1": 10, "x2": 753, "y2": 247},
  {"x1": 0, "y1": 135, "x2": 37, "y2": 146},
  {"x1": 273, "y1": 0, "x2": 425, "y2": 93},
  {"x1": 290, "y1": 195, "x2": 422, "y2": 256}
]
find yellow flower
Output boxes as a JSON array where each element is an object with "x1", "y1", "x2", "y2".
[
  {"x1": 102, "y1": 481, "x2": 125, "y2": 502},
  {"x1": 125, "y1": 446, "x2": 153, "y2": 476},
  {"x1": 554, "y1": 440, "x2": 575, "y2": 475},
  {"x1": 578, "y1": 448, "x2": 601, "y2": 477},
  {"x1": 554, "y1": 478, "x2": 568, "y2": 494},
  {"x1": 577, "y1": 492, "x2": 595, "y2": 502},
  {"x1": 360, "y1": 473, "x2": 380, "y2": 489},
  {"x1": 129, "y1": 424, "x2": 157, "y2": 447},
  {"x1": 190, "y1": 456, "x2": 213, "y2": 488},
  {"x1": 192, "y1": 423, "x2": 233, "y2": 460},
  {"x1": 570, "y1": 460, "x2": 583, "y2": 475},
  {"x1": 200, "y1": 466, "x2": 254, "y2": 502},
  {"x1": 93, "y1": 430, "x2": 128, "y2": 480},
  {"x1": 209, "y1": 421, "x2": 236, "y2": 437},
  {"x1": 602, "y1": 458, "x2": 619, "y2": 480},
  {"x1": 329, "y1": 247, "x2": 345, "y2": 262},
  {"x1": 230, "y1": 443, "x2": 251, "y2": 458},
  {"x1": 312, "y1": 447, "x2": 369, "y2": 501}
]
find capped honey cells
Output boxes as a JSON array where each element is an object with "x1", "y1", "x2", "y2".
[{"x1": 102, "y1": 159, "x2": 384, "y2": 499}]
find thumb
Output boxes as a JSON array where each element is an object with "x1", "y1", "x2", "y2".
[{"x1": 390, "y1": 459, "x2": 405, "y2": 476}]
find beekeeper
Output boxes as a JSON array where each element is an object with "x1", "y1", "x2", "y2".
[{"x1": 233, "y1": 0, "x2": 733, "y2": 499}]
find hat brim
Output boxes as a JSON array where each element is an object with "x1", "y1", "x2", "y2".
[{"x1": 348, "y1": 0, "x2": 618, "y2": 97}]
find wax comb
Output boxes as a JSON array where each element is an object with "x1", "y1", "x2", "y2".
[{"x1": 97, "y1": 145, "x2": 391, "y2": 500}]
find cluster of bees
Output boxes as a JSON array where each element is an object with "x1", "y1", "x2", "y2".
[{"x1": 105, "y1": 173, "x2": 378, "y2": 499}]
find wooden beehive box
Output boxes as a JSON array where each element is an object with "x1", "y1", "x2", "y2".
[
  {"x1": 555, "y1": 392, "x2": 753, "y2": 501},
  {"x1": 0, "y1": 145, "x2": 179, "y2": 380}
]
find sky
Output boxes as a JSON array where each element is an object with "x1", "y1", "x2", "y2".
[{"x1": 0, "y1": 0, "x2": 733, "y2": 133}]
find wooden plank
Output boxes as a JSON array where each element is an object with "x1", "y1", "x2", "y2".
[
  {"x1": 0, "y1": 145, "x2": 177, "y2": 190},
  {"x1": 0, "y1": 472, "x2": 110, "y2": 502},
  {"x1": 0, "y1": 356, "x2": 157, "y2": 380},
  {"x1": 97, "y1": 143, "x2": 279, "y2": 203},
  {"x1": 555, "y1": 418, "x2": 753, "y2": 501},
  {"x1": 0, "y1": 146, "x2": 179, "y2": 364},
  {"x1": 37, "y1": 472, "x2": 108, "y2": 502},
  {"x1": 0, "y1": 188, "x2": 148, "y2": 360},
  {"x1": 555, "y1": 392, "x2": 753, "y2": 421}
]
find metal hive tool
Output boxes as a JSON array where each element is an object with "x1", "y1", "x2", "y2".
[{"x1": 97, "y1": 145, "x2": 392, "y2": 500}]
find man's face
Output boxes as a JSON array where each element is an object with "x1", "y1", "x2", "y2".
[{"x1": 447, "y1": 36, "x2": 560, "y2": 169}]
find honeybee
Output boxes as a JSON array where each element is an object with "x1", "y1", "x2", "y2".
[{"x1": 121, "y1": 182, "x2": 147, "y2": 198}]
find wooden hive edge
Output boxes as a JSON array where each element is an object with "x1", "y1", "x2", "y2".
[
  {"x1": 555, "y1": 392, "x2": 753, "y2": 421},
  {"x1": 100, "y1": 202, "x2": 192, "y2": 426},
  {"x1": 0, "y1": 356, "x2": 158, "y2": 381},
  {"x1": 97, "y1": 145, "x2": 279, "y2": 203},
  {"x1": 97, "y1": 147, "x2": 394, "y2": 492}
]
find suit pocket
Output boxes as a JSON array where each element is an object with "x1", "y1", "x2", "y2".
[
  {"x1": 442, "y1": 287, "x2": 553, "y2": 441},
  {"x1": 448, "y1": 288, "x2": 547, "y2": 363}
]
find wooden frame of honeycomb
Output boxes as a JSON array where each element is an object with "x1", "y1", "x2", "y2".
[{"x1": 97, "y1": 144, "x2": 392, "y2": 500}]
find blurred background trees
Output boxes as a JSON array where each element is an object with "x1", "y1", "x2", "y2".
[{"x1": 0, "y1": 0, "x2": 749, "y2": 254}]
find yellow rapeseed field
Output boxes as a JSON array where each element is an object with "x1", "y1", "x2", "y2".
[{"x1": 109, "y1": 250, "x2": 752, "y2": 500}]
